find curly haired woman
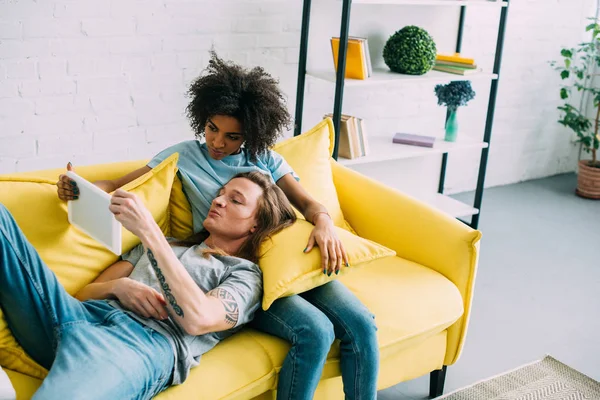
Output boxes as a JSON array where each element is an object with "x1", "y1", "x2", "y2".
[{"x1": 56, "y1": 51, "x2": 379, "y2": 400}]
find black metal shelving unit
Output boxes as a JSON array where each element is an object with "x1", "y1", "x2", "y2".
[{"x1": 293, "y1": 0, "x2": 510, "y2": 231}]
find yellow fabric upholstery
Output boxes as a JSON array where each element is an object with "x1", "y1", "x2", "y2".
[
  {"x1": 0, "y1": 119, "x2": 481, "y2": 400},
  {"x1": 168, "y1": 174, "x2": 194, "y2": 240},
  {"x1": 259, "y1": 219, "x2": 395, "y2": 310},
  {"x1": 272, "y1": 118, "x2": 350, "y2": 230},
  {"x1": 331, "y1": 161, "x2": 481, "y2": 365},
  {"x1": 0, "y1": 154, "x2": 179, "y2": 378},
  {"x1": 154, "y1": 330, "x2": 277, "y2": 400}
]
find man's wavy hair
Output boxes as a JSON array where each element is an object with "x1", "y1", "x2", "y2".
[{"x1": 186, "y1": 51, "x2": 292, "y2": 161}]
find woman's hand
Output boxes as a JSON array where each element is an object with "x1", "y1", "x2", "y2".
[
  {"x1": 113, "y1": 278, "x2": 168, "y2": 320},
  {"x1": 304, "y1": 214, "x2": 349, "y2": 276},
  {"x1": 109, "y1": 189, "x2": 155, "y2": 240},
  {"x1": 56, "y1": 162, "x2": 79, "y2": 201}
]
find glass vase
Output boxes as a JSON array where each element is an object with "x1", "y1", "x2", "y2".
[{"x1": 445, "y1": 108, "x2": 458, "y2": 142}]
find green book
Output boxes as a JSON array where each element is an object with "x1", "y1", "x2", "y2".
[{"x1": 432, "y1": 64, "x2": 481, "y2": 75}]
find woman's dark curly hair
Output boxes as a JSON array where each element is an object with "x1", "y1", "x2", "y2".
[{"x1": 186, "y1": 51, "x2": 291, "y2": 161}]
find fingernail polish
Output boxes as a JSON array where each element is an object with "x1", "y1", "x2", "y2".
[
  {"x1": 346, "y1": 262, "x2": 350, "y2": 267},
  {"x1": 70, "y1": 181, "x2": 77, "y2": 186},
  {"x1": 323, "y1": 268, "x2": 327, "y2": 275},
  {"x1": 303, "y1": 247, "x2": 308, "y2": 253},
  {"x1": 73, "y1": 196, "x2": 79, "y2": 200},
  {"x1": 327, "y1": 271, "x2": 332, "y2": 277},
  {"x1": 335, "y1": 270, "x2": 339, "y2": 275}
]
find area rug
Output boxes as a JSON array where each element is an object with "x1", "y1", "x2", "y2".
[{"x1": 438, "y1": 356, "x2": 600, "y2": 399}]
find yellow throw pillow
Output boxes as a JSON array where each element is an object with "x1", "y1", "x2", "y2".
[
  {"x1": 169, "y1": 174, "x2": 194, "y2": 240},
  {"x1": 273, "y1": 118, "x2": 351, "y2": 230},
  {"x1": 0, "y1": 153, "x2": 179, "y2": 378},
  {"x1": 258, "y1": 219, "x2": 396, "y2": 310}
]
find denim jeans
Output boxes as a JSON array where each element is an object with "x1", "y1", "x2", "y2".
[
  {"x1": 0, "y1": 203, "x2": 174, "y2": 400},
  {"x1": 251, "y1": 280, "x2": 379, "y2": 400}
]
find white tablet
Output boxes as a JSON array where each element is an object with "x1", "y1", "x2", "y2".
[{"x1": 67, "y1": 171, "x2": 122, "y2": 255}]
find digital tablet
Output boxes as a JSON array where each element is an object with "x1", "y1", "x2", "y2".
[{"x1": 67, "y1": 171, "x2": 122, "y2": 255}]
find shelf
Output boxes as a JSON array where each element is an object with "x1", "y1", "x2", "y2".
[
  {"x1": 433, "y1": 194, "x2": 479, "y2": 218},
  {"x1": 307, "y1": 68, "x2": 498, "y2": 87},
  {"x1": 352, "y1": 0, "x2": 506, "y2": 6},
  {"x1": 338, "y1": 135, "x2": 488, "y2": 166}
]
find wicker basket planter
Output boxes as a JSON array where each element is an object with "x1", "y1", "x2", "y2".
[{"x1": 576, "y1": 160, "x2": 600, "y2": 199}]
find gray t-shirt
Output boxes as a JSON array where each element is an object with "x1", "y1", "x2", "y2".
[{"x1": 106, "y1": 241, "x2": 262, "y2": 385}]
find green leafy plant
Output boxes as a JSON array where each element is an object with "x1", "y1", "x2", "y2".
[
  {"x1": 383, "y1": 26, "x2": 436, "y2": 75},
  {"x1": 434, "y1": 81, "x2": 476, "y2": 111},
  {"x1": 551, "y1": 20, "x2": 600, "y2": 167}
]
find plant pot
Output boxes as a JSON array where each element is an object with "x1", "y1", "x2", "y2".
[
  {"x1": 576, "y1": 160, "x2": 600, "y2": 199},
  {"x1": 445, "y1": 108, "x2": 458, "y2": 142}
]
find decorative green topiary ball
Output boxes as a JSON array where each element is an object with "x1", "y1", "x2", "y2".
[{"x1": 383, "y1": 26, "x2": 437, "y2": 75}]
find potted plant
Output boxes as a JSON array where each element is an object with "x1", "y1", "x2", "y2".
[
  {"x1": 434, "y1": 81, "x2": 476, "y2": 142},
  {"x1": 551, "y1": 21, "x2": 600, "y2": 199},
  {"x1": 383, "y1": 26, "x2": 437, "y2": 76}
]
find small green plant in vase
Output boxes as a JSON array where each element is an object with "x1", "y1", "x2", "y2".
[
  {"x1": 550, "y1": 19, "x2": 600, "y2": 199},
  {"x1": 434, "y1": 81, "x2": 476, "y2": 142}
]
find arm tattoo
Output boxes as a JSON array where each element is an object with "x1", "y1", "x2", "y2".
[
  {"x1": 208, "y1": 288, "x2": 239, "y2": 327},
  {"x1": 146, "y1": 249, "x2": 184, "y2": 317}
]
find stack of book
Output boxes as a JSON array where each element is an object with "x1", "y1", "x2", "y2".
[
  {"x1": 324, "y1": 114, "x2": 369, "y2": 159},
  {"x1": 330, "y1": 36, "x2": 373, "y2": 80},
  {"x1": 433, "y1": 53, "x2": 481, "y2": 76}
]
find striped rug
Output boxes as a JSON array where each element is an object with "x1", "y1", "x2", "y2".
[{"x1": 438, "y1": 356, "x2": 600, "y2": 399}]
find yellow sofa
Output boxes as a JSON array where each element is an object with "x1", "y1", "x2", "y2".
[{"x1": 0, "y1": 120, "x2": 481, "y2": 399}]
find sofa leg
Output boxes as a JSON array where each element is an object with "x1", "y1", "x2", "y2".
[{"x1": 429, "y1": 365, "x2": 447, "y2": 398}]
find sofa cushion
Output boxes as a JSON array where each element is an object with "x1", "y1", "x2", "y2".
[
  {"x1": 242, "y1": 255, "x2": 464, "y2": 380},
  {"x1": 0, "y1": 154, "x2": 179, "y2": 378},
  {"x1": 259, "y1": 219, "x2": 395, "y2": 310},
  {"x1": 154, "y1": 330, "x2": 277, "y2": 400},
  {"x1": 273, "y1": 118, "x2": 351, "y2": 230}
]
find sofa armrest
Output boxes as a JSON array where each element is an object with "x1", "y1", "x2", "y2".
[{"x1": 331, "y1": 161, "x2": 481, "y2": 365}]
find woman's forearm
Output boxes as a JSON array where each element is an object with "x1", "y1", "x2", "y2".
[
  {"x1": 93, "y1": 166, "x2": 152, "y2": 193},
  {"x1": 75, "y1": 280, "x2": 121, "y2": 301},
  {"x1": 93, "y1": 180, "x2": 118, "y2": 193},
  {"x1": 140, "y1": 223, "x2": 211, "y2": 335},
  {"x1": 303, "y1": 203, "x2": 330, "y2": 225}
]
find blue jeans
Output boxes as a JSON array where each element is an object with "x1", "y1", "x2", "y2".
[
  {"x1": 0, "y1": 204, "x2": 174, "y2": 400},
  {"x1": 251, "y1": 280, "x2": 379, "y2": 400}
]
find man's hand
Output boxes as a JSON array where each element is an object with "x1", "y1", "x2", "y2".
[
  {"x1": 109, "y1": 189, "x2": 155, "y2": 239},
  {"x1": 113, "y1": 278, "x2": 169, "y2": 320}
]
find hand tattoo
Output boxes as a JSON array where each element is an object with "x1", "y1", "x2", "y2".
[
  {"x1": 208, "y1": 288, "x2": 239, "y2": 327},
  {"x1": 147, "y1": 249, "x2": 184, "y2": 317}
]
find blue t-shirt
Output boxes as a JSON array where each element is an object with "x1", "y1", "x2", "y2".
[{"x1": 148, "y1": 140, "x2": 297, "y2": 233}]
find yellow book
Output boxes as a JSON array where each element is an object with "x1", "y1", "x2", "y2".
[
  {"x1": 436, "y1": 53, "x2": 475, "y2": 65},
  {"x1": 331, "y1": 37, "x2": 368, "y2": 80},
  {"x1": 435, "y1": 60, "x2": 478, "y2": 69}
]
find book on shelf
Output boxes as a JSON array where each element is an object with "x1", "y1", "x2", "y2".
[
  {"x1": 436, "y1": 53, "x2": 475, "y2": 65},
  {"x1": 324, "y1": 114, "x2": 369, "y2": 159},
  {"x1": 432, "y1": 64, "x2": 482, "y2": 75},
  {"x1": 331, "y1": 37, "x2": 372, "y2": 80},
  {"x1": 393, "y1": 133, "x2": 436, "y2": 148},
  {"x1": 434, "y1": 52, "x2": 480, "y2": 75},
  {"x1": 435, "y1": 59, "x2": 478, "y2": 69}
]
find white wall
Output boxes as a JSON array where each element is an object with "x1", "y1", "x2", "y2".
[{"x1": 0, "y1": 0, "x2": 594, "y2": 193}]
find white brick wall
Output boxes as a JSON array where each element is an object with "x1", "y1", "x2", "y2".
[{"x1": 0, "y1": 0, "x2": 594, "y2": 195}]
